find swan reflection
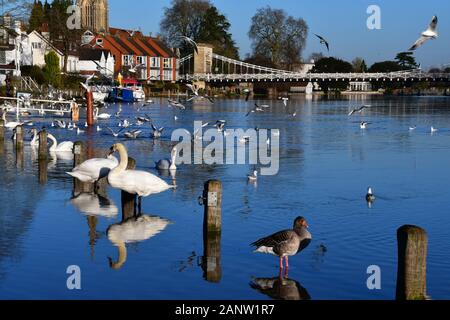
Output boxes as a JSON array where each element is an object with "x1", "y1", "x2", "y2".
[
  {"x1": 250, "y1": 273, "x2": 311, "y2": 300},
  {"x1": 107, "y1": 215, "x2": 171, "y2": 270},
  {"x1": 70, "y1": 193, "x2": 119, "y2": 218}
]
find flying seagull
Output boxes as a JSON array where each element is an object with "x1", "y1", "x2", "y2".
[
  {"x1": 246, "y1": 103, "x2": 265, "y2": 117},
  {"x1": 314, "y1": 34, "x2": 330, "y2": 52},
  {"x1": 180, "y1": 36, "x2": 199, "y2": 54},
  {"x1": 409, "y1": 16, "x2": 438, "y2": 51},
  {"x1": 244, "y1": 89, "x2": 251, "y2": 102},
  {"x1": 348, "y1": 105, "x2": 369, "y2": 116}
]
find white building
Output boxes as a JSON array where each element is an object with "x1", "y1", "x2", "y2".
[
  {"x1": 0, "y1": 16, "x2": 28, "y2": 81},
  {"x1": 26, "y1": 30, "x2": 65, "y2": 70},
  {"x1": 78, "y1": 48, "x2": 114, "y2": 78},
  {"x1": 349, "y1": 81, "x2": 373, "y2": 92}
]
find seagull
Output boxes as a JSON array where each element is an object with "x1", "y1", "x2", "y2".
[
  {"x1": 360, "y1": 122, "x2": 370, "y2": 129},
  {"x1": 281, "y1": 97, "x2": 289, "y2": 107},
  {"x1": 246, "y1": 103, "x2": 265, "y2": 117},
  {"x1": 409, "y1": 16, "x2": 438, "y2": 51},
  {"x1": 409, "y1": 126, "x2": 417, "y2": 131},
  {"x1": 124, "y1": 130, "x2": 142, "y2": 139},
  {"x1": 244, "y1": 89, "x2": 251, "y2": 102},
  {"x1": 77, "y1": 127, "x2": 85, "y2": 135},
  {"x1": 137, "y1": 115, "x2": 152, "y2": 123},
  {"x1": 151, "y1": 124, "x2": 165, "y2": 139},
  {"x1": 213, "y1": 120, "x2": 227, "y2": 132},
  {"x1": 348, "y1": 105, "x2": 369, "y2": 116},
  {"x1": 108, "y1": 127, "x2": 123, "y2": 137},
  {"x1": 431, "y1": 126, "x2": 438, "y2": 133},
  {"x1": 97, "y1": 126, "x2": 102, "y2": 132},
  {"x1": 314, "y1": 34, "x2": 330, "y2": 52},
  {"x1": 247, "y1": 170, "x2": 258, "y2": 182},
  {"x1": 168, "y1": 99, "x2": 186, "y2": 110},
  {"x1": 186, "y1": 83, "x2": 199, "y2": 96},
  {"x1": 179, "y1": 35, "x2": 199, "y2": 54},
  {"x1": 366, "y1": 187, "x2": 376, "y2": 203}
]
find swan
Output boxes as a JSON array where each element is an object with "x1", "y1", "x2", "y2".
[
  {"x1": 107, "y1": 215, "x2": 171, "y2": 270},
  {"x1": 156, "y1": 147, "x2": 177, "y2": 171},
  {"x1": 366, "y1": 187, "x2": 376, "y2": 203},
  {"x1": 29, "y1": 129, "x2": 39, "y2": 147},
  {"x1": 2, "y1": 109, "x2": 23, "y2": 130},
  {"x1": 67, "y1": 154, "x2": 119, "y2": 183},
  {"x1": 247, "y1": 170, "x2": 258, "y2": 182},
  {"x1": 108, "y1": 143, "x2": 176, "y2": 214},
  {"x1": 48, "y1": 133, "x2": 74, "y2": 152},
  {"x1": 95, "y1": 107, "x2": 111, "y2": 120}
]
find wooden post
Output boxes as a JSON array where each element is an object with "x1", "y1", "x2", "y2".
[
  {"x1": 73, "y1": 141, "x2": 94, "y2": 195},
  {"x1": 15, "y1": 125, "x2": 24, "y2": 150},
  {"x1": 396, "y1": 225, "x2": 428, "y2": 300},
  {"x1": 201, "y1": 180, "x2": 222, "y2": 283},
  {"x1": 38, "y1": 129, "x2": 48, "y2": 160},
  {"x1": 121, "y1": 157, "x2": 136, "y2": 220},
  {"x1": 0, "y1": 119, "x2": 4, "y2": 143},
  {"x1": 203, "y1": 180, "x2": 222, "y2": 233},
  {"x1": 38, "y1": 158, "x2": 47, "y2": 184},
  {"x1": 86, "y1": 90, "x2": 94, "y2": 126}
]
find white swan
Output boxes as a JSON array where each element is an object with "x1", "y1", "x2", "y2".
[
  {"x1": 30, "y1": 128, "x2": 39, "y2": 147},
  {"x1": 108, "y1": 143, "x2": 176, "y2": 213},
  {"x1": 156, "y1": 147, "x2": 177, "y2": 171},
  {"x1": 67, "y1": 154, "x2": 119, "y2": 183},
  {"x1": 48, "y1": 133, "x2": 74, "y2": 152},
  {"x1": 107, "y1": 215, "x2": 171, "y2": 269},
  {"x1": 2, "y1": 109, "x2": 23, "y2": 130},
  {"x1": 95, "y1": 107, "x2": 111, "y2": 120}
]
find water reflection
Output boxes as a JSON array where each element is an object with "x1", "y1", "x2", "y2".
[
  {"x1": 70, "y1": 193, "x2": 119, "y2": 218},
  {"x1": 107, "y1": 215, "x2": 171, "y2": 270},
  {"x1": 201, "y1": 231, "x2": 221, "y2": 283},
  {"x1": 250, "y1": 273, "x2": 311, "y2": 300}
]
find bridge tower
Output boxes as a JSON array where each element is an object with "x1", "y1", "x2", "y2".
[{"x1": 194, "y1": 43, "x2": 214, "y2": 74}]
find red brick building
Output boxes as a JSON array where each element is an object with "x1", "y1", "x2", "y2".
[{"x1": 89, "y1": 28, "x2": 178, "y2": 82}]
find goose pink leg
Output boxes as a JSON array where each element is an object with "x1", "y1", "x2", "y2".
[{"x1": 279, "y1": 256, "x2": 284, "y2": 270}]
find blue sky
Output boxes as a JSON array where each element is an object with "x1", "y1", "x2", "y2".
[{"x1": 110, "y1": 0, "x2": 450, "y2": 69}]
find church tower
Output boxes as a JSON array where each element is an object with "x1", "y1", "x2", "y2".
[{"x1": 77, "y1": 0, "x2": 109, "y2": 33}]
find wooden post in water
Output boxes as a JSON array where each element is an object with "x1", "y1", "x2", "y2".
[
  {"x1": 15, "y1": 125, "x2": 24, "y2": 150},
  {"x1": 0, "y1": 119, "x2": 5, "y2": 143},
  {"x1": 121, "y1": 157, "x2": 136, "y2": 220},
  {"x1": 396, "y1": 225, "x2": 428, "y2": 300},
  {"x1": 38, "y1": 129, "x2": 48, "y2": 160},
  {"x1": 86, "y1": 90, "x2": 94, "y2": 126},
  {"x1": 201, "y1": 180, "x2": 223, "y2": 282},
  {"x1": 203, "y1": 180, "x2": 222, "y2": 233},
  {"x1": 73, "y1": 141, "x2": 94, "y2": 195}
]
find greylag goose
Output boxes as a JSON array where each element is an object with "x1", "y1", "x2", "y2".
[{"x1": 251, "y1": 217, "x2": 312, "y2": 270}]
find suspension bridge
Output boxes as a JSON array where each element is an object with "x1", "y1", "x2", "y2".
[{"x1": 177, "y1": 45, "x2": 450, "y2": 84}]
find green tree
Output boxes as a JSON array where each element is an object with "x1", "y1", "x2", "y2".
[
  {"x1": 311, "y1": 57, "x2": 353, "y2": 92},
  {"x1": 248, "y1": 6, "x2": 308, "y2": 70},
  {"x1": 352, "y1": 57, "x2": 367, "y2": 73},
  {"x1": 43, "y1": 51, "x2": 61, "y2": 87},
  {"x1": 28, "y1": 0, "x2": 45, "y2": 32},
  {"x1": 395, "y1": 52, "x2": 418, "y2": 70},
  {"x1": 368, "y1": 61, "x2": 402, "y2": 73},
  {"x1": 197, "y1": 6, "x2": 239, "y2": 59}
]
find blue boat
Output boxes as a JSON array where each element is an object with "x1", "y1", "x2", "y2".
[{"x1": 109, "y1": 87, "x2": 135, "y2": 103}]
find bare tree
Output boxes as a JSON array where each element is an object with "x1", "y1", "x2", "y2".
[
  {"x1": 2, "y1": 0, "x2": 33, "y2": 20},
  {"x1": 248, "y1": 6, "x2": 308, "y2": 70},
  {"x1": 160, "y1": 0, "x2": 211, "y2": 47}
]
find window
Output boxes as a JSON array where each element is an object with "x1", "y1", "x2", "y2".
[
  {"x1": 32, "y1": 42, "x2": 42, "y2": 49},
  {"x1": 163, "y1": 58, "x2": 172, "y2": 68},
  {"x1": 123, "y1": 55, "x2": 134, "y2": 66},
  {"x1": 136, "y1": 56, "x2": 146, "y2": 66},
  {"x1": 150, "y1": 57, "x2": 160, "y2": 68},
  {"x1": 163, "y1": 70, "x2": 172, "y2": 81},
  {"x1": 149, "y1": 69, "x2": 160, "y2": 80},
  {"x1": 0, "y1": 30, "x2": 9, "y2": 45}
]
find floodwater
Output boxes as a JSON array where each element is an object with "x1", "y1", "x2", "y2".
[{"x1": 1, "y1": 95, "x2": 450, "y2": 300}]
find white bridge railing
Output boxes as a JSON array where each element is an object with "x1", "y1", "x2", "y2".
[{"x1": 179, "y1": 71, "x2": 450, "y2": 82}]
